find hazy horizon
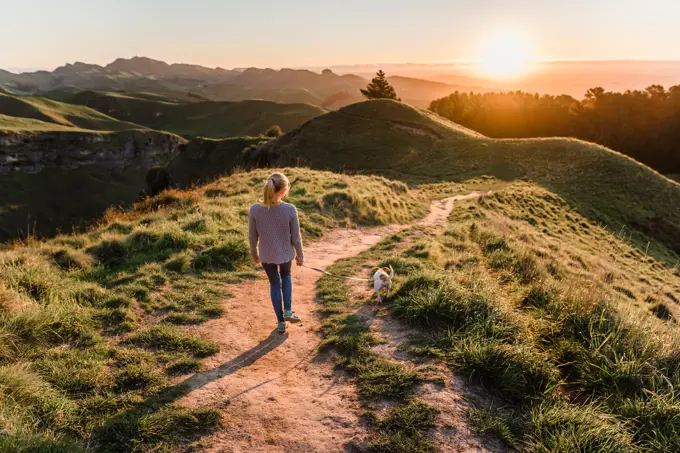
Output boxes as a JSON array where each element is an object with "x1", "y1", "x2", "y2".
[
  {"x1": 5, "y1": 0, "x2": 680, "y2": 77},
  {"x1": 5, "y1": 57, "x2": 680, "y2": 75}
]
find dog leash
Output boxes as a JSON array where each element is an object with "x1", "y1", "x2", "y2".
[{"x1": 301, "y1": 264, "x2": 371, "y2": 282}]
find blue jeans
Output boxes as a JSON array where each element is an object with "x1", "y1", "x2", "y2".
[{"x1": 262, "y1": 261, "x2": 292, "y2": 323}]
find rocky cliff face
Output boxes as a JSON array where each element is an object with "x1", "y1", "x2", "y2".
[
  {"x1": 0, "y1": 130, "x2": 187, "y2": 241},
  {"x1": 0, "y1": 130, "x2": 186, "y2": 175}
]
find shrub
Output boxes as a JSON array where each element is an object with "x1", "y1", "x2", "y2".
[{"x1": 264, "y1": 125, "x2": 283, "y2": 137}]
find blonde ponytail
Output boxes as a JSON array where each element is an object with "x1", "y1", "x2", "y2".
[{"x1": 262, "y1": 172, "x2": 289, "y2": 207}]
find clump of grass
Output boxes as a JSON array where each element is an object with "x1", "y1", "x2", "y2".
[
  {"x1": 617, "y1": 394, "x2": 680, "y2": 451},
  {"x1": 89, "y1": 237, "x2": 128, "y2": 266},
  {"x1": 133, "y1": 189, "x2": 200, "y2": 213},
  {"x1": 453, "y1": 339, "x2": 559, "y2": 404},
  {"x1": 521, "y1": 283, "x2": 558, "y2": 309},
  {"x1": 467, "y1": 407, "x2": 523, "y2": 448},
  {"x1": 51, "y1": 247, "x2": 93, "y2": 271},
  {"x1": 0, "y1": 362, "x2": 76, "y2": 431},
  {"x1": 651, "y1": 302, "x2": 675, "y2": 322},
  {"x1": 96, "y1": 308, "x2": 136, "y2": 334},
  {"x1": 378, "y1": 256, "x2": 423, "y2": 275},
  {"x1": 166, "y1": 357, "x2": 201, "y2": 375},
  {"x1": 527, "y1": 403, "x2": 635, "y2": 453},
  {"x1": 128, "y1": 325, "x2": 219, "y2": 357},
  {"x1": 120, "y1": 284, "x2": 150, "y2": 304},
  {"x1": 114, "y1": 362, "x2": 167, "y2": 391},
  {"x1": 0, "y1": 433, "x2": 85, "y2": 453},
  {"x1": 165, "y1": 312, "x2": 206, "y2": 325},
  {"x1": 352, "y1": 357, "x2": 419, "y2": 400},
  {"x1": 182, "y1": 217, "x2": 215, "y2": 234},
  {"x1": 101, "y1": 295, "x2": 133, "y2": 309},
  {"x1": 367, "y1": 402, "x2": 438, "y2": 453},
  {"x1": 193, "y1": 237, "x2": 249, "y2": 271},
  {"x1": 95, "y1": 405, "x2": 221, "y2": 452},
  {"x1": 164, "y1": 251, "x2": 193, "y2": 273},
  {"x1": 198, "y1": 304, "x2": 224, "y2": 319},
  {"x1": 391, "y1": 272, "x2": 518, "y2": 341},
  {"x1": 1, "y1": 303, "x2": 100, "y2": 355},
  {"x1": 36, "y1": 347, "x2": 108, "y2": 394}
]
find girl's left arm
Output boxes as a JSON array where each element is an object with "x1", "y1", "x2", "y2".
[{"x1": 290, "y1": 206, "x2": 304, "y2": 263}]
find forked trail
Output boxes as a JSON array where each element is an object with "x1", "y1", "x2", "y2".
[{"x1": 177, "y1": 192, "x2": 489, "y2": 452}]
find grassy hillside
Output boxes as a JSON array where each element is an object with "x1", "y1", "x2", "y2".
[
  {"x1": 0, "y1": 92, "x2": 143, "y2": 132},
  {"x1": 0, "y1": 169, "x2": 429, "y2": 452},
  {"x1": 58, "y1": 90, "x2": 326, "y2": 138},
  {"x1": 316, "y1": 182, "x2": 680, "y2": 452},
  {"x1": 258, "y1": 100, "x2": 680, "y2": 263},
  {"x1": 0, "y1": 115, "x2": 94, "y2": 132}
]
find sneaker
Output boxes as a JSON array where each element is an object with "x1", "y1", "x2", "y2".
[
  {"x1": 284, "y1": 311, "x2": 301, "y2": 323},
  {"x1": 278, "y1": 322, "x2": 287, "y2": 333}
]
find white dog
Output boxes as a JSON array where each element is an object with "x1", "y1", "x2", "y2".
[{"x1": 372, "y1": 265, "x2": 395, "y2": 303}]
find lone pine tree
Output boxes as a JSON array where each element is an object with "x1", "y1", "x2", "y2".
[{"x1": 361, "y1": 70, "x2": 400, "y2": 101}]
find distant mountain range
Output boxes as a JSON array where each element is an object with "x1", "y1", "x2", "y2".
[{"x1": 0, "y1": 57, "x2": 490, "y2": 109}]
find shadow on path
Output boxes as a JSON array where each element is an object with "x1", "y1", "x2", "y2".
[
  {"x1": 179, "y1": 329, "x2": 289, "y2": 394},
  {"x1": 94, "y1": 329, "x2": 289, "y2": 446}
]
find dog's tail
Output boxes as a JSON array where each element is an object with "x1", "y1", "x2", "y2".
[{"x1": 388, "y1": 264, "x2": 394, "y2": 279}]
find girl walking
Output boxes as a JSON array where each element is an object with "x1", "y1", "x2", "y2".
[{"x1": 248, "y1": 172, "x2": 304, "y2": 333}]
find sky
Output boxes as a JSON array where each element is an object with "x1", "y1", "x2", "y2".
[{"x1": 3, "y1": 0, "x2": 680, "y2": 71}]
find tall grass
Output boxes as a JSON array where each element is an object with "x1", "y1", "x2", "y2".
[{"x1": 382, "y1": 182, "x2": 680, "y2": 451}]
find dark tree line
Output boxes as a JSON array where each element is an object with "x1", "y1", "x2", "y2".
[{"x1": 429, "y1": 85, "x2": 680, "y2": 174}]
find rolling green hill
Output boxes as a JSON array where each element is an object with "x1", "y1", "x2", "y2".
[
  {"x1": 258, "y1": 100, "x2": 680, "y2": 262},
  {"x1": 0, "y1": 92, "x2": 144, "y2": 132},
  {"x1": 58, "y1": 90, "x2": 326, "y2": 138}
]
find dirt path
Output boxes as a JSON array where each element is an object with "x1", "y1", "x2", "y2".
[{"x1": 177, "y1": 192, "x2": 489, "y2": 452}]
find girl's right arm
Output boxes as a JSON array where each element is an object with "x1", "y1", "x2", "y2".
[{"x1": 248, "y1": 206, "x2": 259, "y2": 262}]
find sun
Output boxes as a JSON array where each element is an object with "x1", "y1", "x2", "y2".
[{"x1": 477, "y1": 30, "x2": 535, "y2": 79}]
